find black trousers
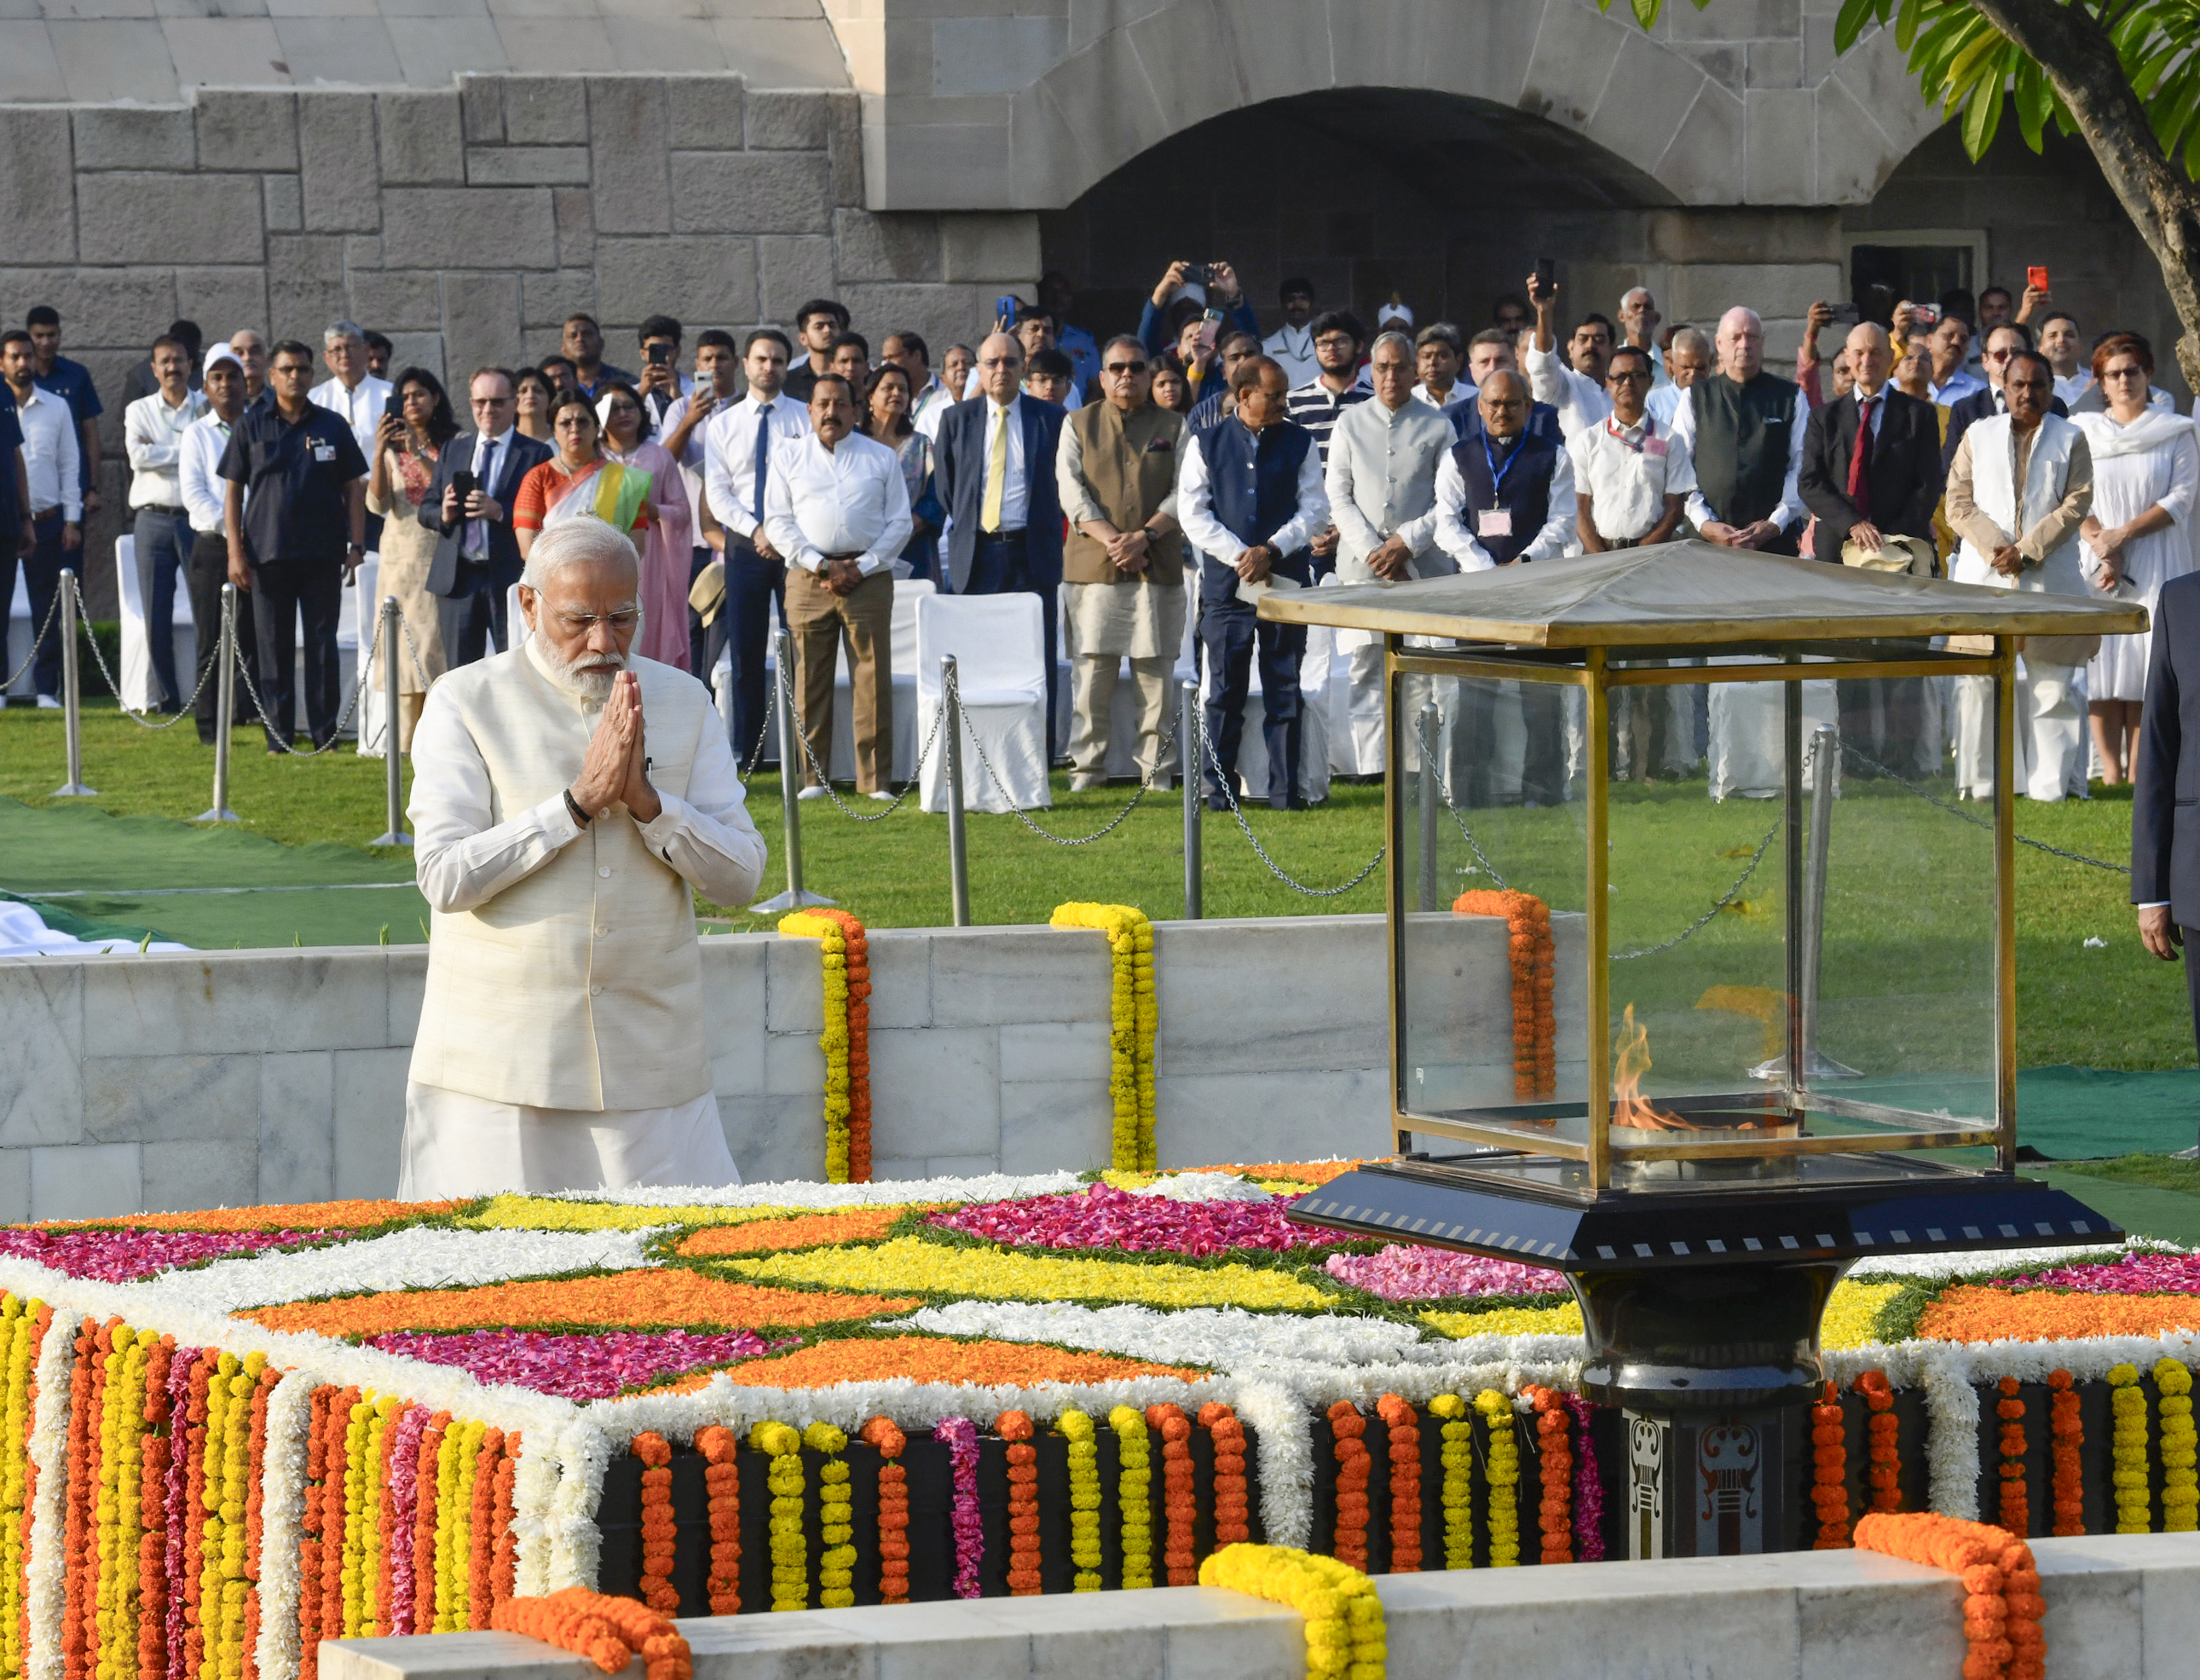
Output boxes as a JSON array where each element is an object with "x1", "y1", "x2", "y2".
[
  {"x1": 248, "y1": 556, "x2": 344, "y2": 748},
  {"x1": 1199, "y1": 586, "x2": 1306, "y2": 810},
  {"x1": 726, "y1": 535, "x2": 787, "y2": 775},
  {"x1": 187, "y1": 531, "x2": 258, "y2": 742},
  {"x1": 439, "y1": 558, "x2": 513, "y2": 670},
  {"x1": 2, "y1": 511, "x2": 68, "y2": 697},
  {"x1": 964, "y1": 531, "x2": 1060, "y2": 758}
]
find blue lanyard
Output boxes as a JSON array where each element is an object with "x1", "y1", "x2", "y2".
[{"x1": 1481, "y1": 433, "x2": 1522, "y2": 498}]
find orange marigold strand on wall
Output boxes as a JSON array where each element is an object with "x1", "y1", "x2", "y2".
[
  {"x1": 857, "y1": 1418, "x2": 906, "y2": 1607},
  {"x1": 490, "y1": 1432, "x2": 522, "y2": 1611},
  {"x1": 1145, "y1": 1404, "x2": 1198, "y2": 1586},
  {"x1": 1856, "y1": 1370, "x2": 1901, "y2": 1514},
  {"x1": 1523, "y1": 1387, "x2": 1573, "y2": 1566},
  {"x1": 489, "y1": 1592, "x2": 636, "y2": 1677},
  {"x1": 137, "y1": 1336, "x2": 172, "y2": 1680},
  {"x1": 695, "y1": 1426, "x2": 742, "y2": 1616},
  {"x1": 631, "y1": 1433, "x2": 678, "y2": 1616},
  {"x1": 1372, "y1": 1396, "x2": 1422, "y2": 1573},
  {"x1": 2048, "y1": 1371, "x2": 2083, "y2": 1538},
  {"x1": 411, "y1": 1412, "x2": 449, "y2": 1636},
  {"x1": 319, "y1": 1387, "x2": 359, "y2": 1660},
  {"x1": 1811, "y1": 1380, "x2": 1850, "y2": 1549},
  {"x1": 1854, "y1": 1512, "x2": 2047, "y2": 1680},
  {"x1": 1326, "y1": 1400, "x2": 1371, "y2": 1571},
  {"x1": 1197, "y1": 1402, "x2": 1250, "y2": 1549},
  {"x1": 996, "y1": 1412, "x2": 1041, "y2": 1596},
  {"x1": 1997, "y1": 1377, "x2": 2030, "y2": 1539},
  {"x1": 59, "y1": 1320, "x2": 91, "y2": 1680},
  {"x1": 822, "y1": 909, "x2": 875, "y2": 1184},
  {"x1": 468, "y1": 1428, "x2": 505, "y2": 1629},
  {"x1": 297, "y1": 1384, "x2": 330, "y2": 1680},
  {"x1": 1453, "y1": 890, "x2": 1556, "y2": 1100}
]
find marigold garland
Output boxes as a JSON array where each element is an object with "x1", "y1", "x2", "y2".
[
  {"x1": 1427, "y1": 1394, "x2": 1474, "y2": 1569},
  {"x1": 1106, "y1": 1406, "x2": 1151, "y2": 1590},
  {"x1": 1453, "y1": 889, "x2": 1556, "y2": 1100},
  {"x1": 806, "y1": 1423, "x2": 855, "y2": 1609},
  {"x1": 630, "y1": 1433, "x2": 677, "y2": 1614},
  {"x1": 489, "y1": 1587, "x2": 692, "y2": 1680},
  {"x1": 2109, "y1": 1363, "x2": 2150, "y2": 1533},
  {"x1": 1475, "y1": 1389, "x2": 1520, "y2": 1567},
  {"x1": 1995, "y1": 1377, "x2": 2029, "y2": 1539},
  {"x1": 1325, "y1": 1401, "x2": 1370, "y2": 1572},
  {"x1": 467, "y1": 1426, "x2": 504, "y2": 1629},
  {"x1": 489, "y1": 1429, "x2": 521, "y2": 1614},
  {"x1": 1053, "y1": 1411, "x2": 1100, "y2": 1591},
  {"x1": 857, "y1": 1418, "x2": 905, "y2": 1605},
  {"x1": 2047, "y1": 1371, "x2": 2082, "y2": 1537},
  {"x1": 996, "y1": 1412, "x2": 1041, "y2": 1595},
  {"x1": 693, "y1": 1426, "x2": 741, "y2": 1615},
  {"x1": 1811, "y1": 1380, "x2": 1850, "y2": 1549},
  {"x1": 1852, "y1": 1512, "x2": 2045, "y2": 1680},
  {"x1": 0, "y1": 1297, "x2": 47, "y2": 1680},
  {"x1": 1371, "y1": 1396, "x2": 1420, "y2": 1573},
  {"x1": 1051, "y1": 903, "x2": 1158, "y2": 1169},
  {"x1": 1198, "y1": 1401, "x2": 1250, "y2": 1550},
  {"x1": 2156, "y1": 1358, "x2": 2196, "y2": 1533},
  {"x1": 243, "y1": 1272, "x2": 919, "y2": 1337},
  {"x1": 1523, "y1": 1386, "x2": 1572, "y2": 1565},
  {"x1": 1857, "y1": 1370, "x2": 1902, "y2": 1514},
  {"x1": 1146, "y1": 1403, "x2": 1197, "y2": 1586},
  {"x1": 1197, "y1": 1544, "x2": 1387, "y2": 1680},
  {"x1": 777, "y1": 909, "x2": 872, "y2": 1183},
  {"x1": 748, "y1": 1423, "x2": 806, "y2": 1612}
]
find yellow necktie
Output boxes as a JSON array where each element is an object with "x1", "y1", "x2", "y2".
[{"x1": 982, "y1": 403, "x2": 1008, "y2": 531}]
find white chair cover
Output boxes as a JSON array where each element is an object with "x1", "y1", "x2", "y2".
[
  {"x1": 353, "y1": 556, "x2": 393, "y2": 759},
  {"x1": 113, "y1": 534, "x2": 198, "y2": 713},
  {"x1": 917, "y1": 592, "x2": 1051, "y2": 813},
  {"x1": 1706, "y1": 667, "x2": 1839, "y2": 800}
]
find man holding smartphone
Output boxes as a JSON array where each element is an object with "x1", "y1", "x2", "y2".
[
  {"x1": 419, "y1": 367, "x2": 552, "y2": 670},
  {"x1": 635, "y1": 315, "x2": 689, "y2": 430}
]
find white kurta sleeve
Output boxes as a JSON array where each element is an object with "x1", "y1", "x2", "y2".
[
  {"x1": 1771, "y1": 389, "x2": 1810, "y2": 532},
  {"x1": 1325, "y1": 425, "x2": 1383, "y2": 563},
  {"x1": 634, "y1": 696, "x2": 768, "y2": 906},
  {"x1": 1432, "y1": 450, "x2": 1495, "y2": 571},
  {"x1": 1175, "y1": 430, "x2": 1242, "y2": 567},
  {"x1": 408, "y1": 690, "x2": 586, "y2": 914}
]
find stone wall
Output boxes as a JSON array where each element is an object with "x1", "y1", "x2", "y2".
[
  {"x1": 0, "y1": 75, "x2": 1041, "y2": 615},
  {"x1": 0, "y1": 914, "x2": 1540, "y2": 1219}
]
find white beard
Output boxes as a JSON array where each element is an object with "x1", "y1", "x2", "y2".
[{"x1": 537, "y1": 640, "x2": 629, "y2": 701}]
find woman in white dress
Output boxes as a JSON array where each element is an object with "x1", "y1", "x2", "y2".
[{"x1": 2075, "y1": 332, "x2": 2200, "y2": 782}]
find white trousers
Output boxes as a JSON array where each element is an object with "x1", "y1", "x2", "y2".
[
  {"x1": 1955, "y1": 664, "x2": 2083, "y2": 801},
  {"x1": 1707, "y1": 678, "x2": 1839, "y2": 800},
  {"x1": 397, "y1": 1082, "x2": 740, "y2": 1198},
  {"x1": 1346, "y1": 643, "x2": 1387, "y2": 775}
]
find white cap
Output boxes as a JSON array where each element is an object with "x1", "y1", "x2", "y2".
[
  {"x1": 204, "y1": 344, "x2": 243, "y2": 377},
  {"x1": 1377, "y1": 300, "x2": 1415, "y2": 330}
]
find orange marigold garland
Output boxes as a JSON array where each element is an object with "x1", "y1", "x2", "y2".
[
  {"x1": 996, "y1": 1412, "x2": 1041, "y2": 1595},
  {"x1": 630, "y1": 1433, "x2": 678, "y2": 1614},
  {"x1": 1145, "y1": 1404, "x2": 1197, "y2": 1586},
  {"x1": 1857, "y1": 1370, "x2": 1901, "y2": 1513},
  {"x1": 1811, "y1": 1380, "x2": 1850, "y2": 1549},
  {"x1": 1326, "y1": 1400, "x2": 1371, "y2": 1570},
  {"x1": 858, "y1": 1418, "x2": 907, "y2": 1606},
  {"x1": 1453, "y1": 890, "x2": 1555, "y2": 1100},
  {"x1": 136, "y1": 1337, "x2": 172, "y2": 1680},
  {"x1": 490, "y1": 1432, "x2": 522, "y2": 1611},
  {"x1": 1372, "y1": 1395, "x2": 1422, "y2": 1573},
  {"x1": 2048, "y1": 1371, "x2": 2083, "y2": 1537},
  {"x1": 1996, "y1": 1377, "x2": 2029, "y2": 1539},
  {"x1": 410, "y1": 1412, "x2": 448, "y2": 1636},
  {"x1": 1853, "y1": 1512, "x2": 2046, "y2": 1680},
  {"x1": 297, "y1": 1384, "x2": 329, "y2": 1680},
  {"x1": 1198, "y1": 1402, "x2": 1250, "y2": 1549},
  {"x1": 693, "y1": 1426, "x2": 741, "y2": 1615},
  {"x1": 1523, "y1": 1387, "x2": 1573, "y2": 1566},
  {"x1": 490, "y1": 1588, "x2": 692, "y2": 1680},
  {"x1": 468, "y1": 1427, "x2": 505, "y2": 1628},
  {"x1": 60, "y1": 1319, "x2": 92, "y2": 1680}
]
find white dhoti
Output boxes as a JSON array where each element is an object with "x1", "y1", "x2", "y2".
[
  {"x1": 1065, "y1": 577, "x2": 1186, "y2": 782},
  {"x1": 398, "y1": 1082, "x2": 739, "y2": 1198},
  {"x1": 1707, "y1": 676, "x2": 1838, "y2": 800},
  {"x1": 1954, "y1": 655, "x2": 2086, "y2": 801},
  {"x1": 1343, "y1": 639, "x2": 1386, "y2": 776}
]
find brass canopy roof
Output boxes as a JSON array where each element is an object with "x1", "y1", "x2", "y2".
[{"x1": 1256, "y1": 541, "x2": 2150, "y2": 648}]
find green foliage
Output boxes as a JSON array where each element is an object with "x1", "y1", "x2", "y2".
[{"x1": 2056, "y1": 1152, "x2": 2200, "y2": 1192}]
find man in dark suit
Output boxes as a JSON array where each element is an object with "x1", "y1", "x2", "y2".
[
  {"x1": 1800, "y1": 321, "x2": 1945, "y2": 777},
  {"x1": 933, "y1": 331, "x2": 1069, "y2": 748},
  {"x1": 2135, "y1": 569, "x2": 2200, "y2": 1146},
  {"x1": 1943, "y1": 322, "x2": 2067, "y2": 469},
  {"x1": 418, "y1": 367, "x2": 551, "y2": 666}
]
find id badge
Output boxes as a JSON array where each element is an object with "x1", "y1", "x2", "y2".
[
  {"x1": 312, "y1": 442, "x2": 335, "y2": 463},
  {"x1": 1478, "y1": 508, "x2": 1513, "y2": 539},
  {"x1": 1644, "y1": 437, "x2": 1667, "y2": 457}
]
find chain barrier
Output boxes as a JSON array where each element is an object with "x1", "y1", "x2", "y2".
[
  {"x1": 3, "y1": 585, "x2": 60, "y2": 692},
  {"x1": 1411, "y1": 707, "x2": 1512, "y2": 891},
  {"x1": 65, "y1": 574, "x2": 219, "y2": 730},
  {"x1": 1611, "y1": 808, "x2": 1785, "y2": 961},
  {"x1": 1839, "y1": 737, "x2": 2133, "y2": 875},
  {"x1": 771, "y1": 655, "x2": 944, "y2": 822},
  {"x1": 947, "y1": 662, "x2": 1181, "y2": 846},
  {"x1": 228, "y1": 611, "x2": 376, "y2": 758},
  {"x1": 1195, "y1": 705, "x2": 1386, "y2": 898}
]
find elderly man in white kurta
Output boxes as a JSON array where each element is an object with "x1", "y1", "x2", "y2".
[{"x1": 400, "y1": 517, "x2": 768, "y2": 1196}]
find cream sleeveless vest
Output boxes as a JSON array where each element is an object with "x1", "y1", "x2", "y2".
[
  {"x1": 408, "y1": 639, "x2": 715, "y2": 1111},
  {"x1": 1952, "y1": 413, "x2": 2085, "y2": 597}
]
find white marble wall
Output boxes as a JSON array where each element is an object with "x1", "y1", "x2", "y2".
[{"x1": 0, "y1": 914, "x2": 1524, "y2": 1218}]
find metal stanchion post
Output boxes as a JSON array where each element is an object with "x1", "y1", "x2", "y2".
[
  {"x1": 1416, "y1": 700, "x2": 1439, "y2": 911},
  {"x1": 943, "y1": 655, "x2": 971, "y2": 927},
  {"x1": 753, "y1": 628, "x2": 832, "y2": 913},
  {"x1": 195, "y1": 585, "x2": 240, "y2": 823},
  {"x1": 50, "y1": 568, "x2": 95, "y2": 796},
  {"x1": 1180, "y1": 678, "x2": 1202, "y2": 919},
  {"x1": 368, "y1": 596, "x2": 411, "y2": 846},
  {"x1": 1799, "y1": 724, "x2": 1857, "y2": 1080}
]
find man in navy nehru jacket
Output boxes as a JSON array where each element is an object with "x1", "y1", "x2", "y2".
[{"x1": 1179, "y1": 355, "x2": 1330, "y2": 811}]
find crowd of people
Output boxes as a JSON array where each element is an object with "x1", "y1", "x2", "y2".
[{"x1": 2, "y1": 263, "x2": 2193, "y2": 808}]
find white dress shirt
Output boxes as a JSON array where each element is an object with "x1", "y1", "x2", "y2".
[
  {"x1": 761, "y1": 430, "x2": 913, "y2": 578},
  {"x1": 309, "y1": 372, "x2": 394, "y2": 467},
  {"x1": 1325, "y1": 395, "x2": 1453, "y2": 573},
  {"x1": 909, "y1": 377, "x2": 953, "y2": 440},
  {"x1": 10, "y1": 384, "x2": 80, "y2": 521},
  {"x1": 1409, "y1": 381, "x2": 1471, "y2": 417},
  {"x1": 463, "y1": 428, "x2": 516, "y2": 558},
  {"x1": 1432, "y1": 439, "x2": 1576, "y2": 570},
  {"x1": 701, "y1": 391, "x2": 811, "y2": 541},
  {"x1": 2055, "y1": 371, "x2": 2092, "y2": 408},
  {"x1": 1522, "y1": 342, "x2": 1614, "y2": 442},
  {"x1": 1667, "y1": 380, "x2": 1809, "y2": 534},
  {"x1": 179, "y1": 409, "x2": 238, "y2": 534},
  {"x1": 1175, "y1": 421, "x2": 1331, "y2": 568},
  {"x1": 1262, "y1": 324, "x2": 1319, "y2": 389},
  {"x1": 124, "y1": 387, "x2": 207, "y2": 509},
  {"x1": 1565, "y1": 410, "x2": 1697, "y2": 543},
  {"x1": 977, "y1": 395, "x2": 1033, "y2": 531}
]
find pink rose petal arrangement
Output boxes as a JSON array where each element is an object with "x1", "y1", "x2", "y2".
[
  {"x1": 1995, "y1": 1250, "x2": 2200, "y2": 1296},
  {"x1": 927, "y1": 1184, "x2": 1319, "y2": 1256},
  {"x1": 0, "y1": 1226, "x2": 327, "y2": 1282},
  {"x1": 1323, "y1": 1244, "x2": 1567, "y2": 1302},
  {"x1": 935, "y1": 1416, "x2": 984, "y2": 1597},
  {"x1": 362, "y1": 1329, "x2": 783, "y2": 1400}
]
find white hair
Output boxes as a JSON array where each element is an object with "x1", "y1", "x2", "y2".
[
  {"x1": 1620, "y1": 286, "x2": 1653, "y2": 309},
  {"x1": 520, "y1": 517, "x2": 641, "y2": 593},
  {"x1": 324, "y1": 319, "x2": 366, "y2": 346},
  {"x1": 1369, "y1": 330, "x2": 1414, "y2": 359},
  {"x1": 1671, "y1": 326, "x2": 1712, "y2": 359}
]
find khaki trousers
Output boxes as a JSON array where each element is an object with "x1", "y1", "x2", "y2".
[
  {"x1": 1069, "y1": 653, "x2": 1175, "y2": 782},
  {"x1": 785, "y1": 565, "x2": 893, "y2": 793}
]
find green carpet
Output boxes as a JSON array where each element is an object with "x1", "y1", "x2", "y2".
[
  {"x1": 0, "y1": 797, "x2": 424, "y2": 950},
  {"x1": 2040, "y1": 1169, "x2": 2200, "y2": 1247}
]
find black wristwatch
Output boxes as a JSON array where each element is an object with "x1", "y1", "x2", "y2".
[{"x1": 563, "y1": 788, "x2": 592, "y2": 828}]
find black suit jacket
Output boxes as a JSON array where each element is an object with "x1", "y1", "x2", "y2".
[
  {"x1": 932, "y1": 394, "x2": 1068, "y2": 592},
  {"x1": 2133, "y1": 572, "x2": 2200, "y2": 921},
  {"x1": 1799, "y1": 387, "x2": 1943, "y2": 554},
  {"x1": 417, "y1": 429, "x2": 552, "y2": 596},
  {"x1": 1941, "y1": 387, "x2": 2068, "y2": 470}
]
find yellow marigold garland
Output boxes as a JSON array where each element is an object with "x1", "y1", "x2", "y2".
[
  {"x1": 1054, "y1": 1409, "x2": 1102, "y2": 1591},
  {"x1": 777, "y1": 911, "x2": 872, "y2": 1183},
  {"x1": 2157, "y1": 1358, "x2": 2197, "y2": 1533},
  {"x1": 204, "y1": 1351, "x2": 261, "y2": 1677},
  {"x1": 1198, "y1": 1544, "x2": 1386, "y2": 1680},
  {"x1": 1473, "y1": 1390, "x2": 1519, "y2": 1567},
  {"x1": 95, "y1": 1325, "x2": 141, "y2": 1680},
  {"x1": 2109, "y1": 1363, "x2": 2151, "y2": 1533},
  {"x1": 0, "y1": 1297, "x2": 42, "y2": 1680},
  {"x1": 805, "y1": 1423, "x2": 855, "y2": 1608},
  {"x1": 1427, "y1": 1394, "x2": 1475, "y2": 1569},
  {"x1": 1107, "y1": 1405, "x2": 1152, "y2": 1588},
  {"x1": 750, "y1": 1423, "x2": 806, "y2": 1611},
  {"x1": 1051, "y1": 904, "x2": 1158, "y2": 1170}
]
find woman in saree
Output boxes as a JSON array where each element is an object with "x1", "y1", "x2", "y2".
[
  {"x1": 512, "y1": 387, "x2": 654, "y2": 563},
  {"x1": 596, "y1": 381, "x2": 696, "y2": 668}
]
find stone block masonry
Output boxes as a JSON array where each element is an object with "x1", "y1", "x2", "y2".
[{"x1": 0, "y1": 75, "x2": 1040, "y2": 619}]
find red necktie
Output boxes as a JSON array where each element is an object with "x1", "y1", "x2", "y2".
[{"x1": 1847, "y1": 395, "x2": 1874, "y2": 507}]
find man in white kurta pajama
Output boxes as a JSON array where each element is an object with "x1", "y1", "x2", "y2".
[{"x1": 399, "y1": 517, "x2": 768, "y2": 1196}]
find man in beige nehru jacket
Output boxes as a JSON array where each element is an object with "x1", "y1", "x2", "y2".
[{"x1": 401, "y1": 517, "x2": 768, "y2": 1196}]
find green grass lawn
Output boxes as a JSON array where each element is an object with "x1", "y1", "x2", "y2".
[{"x1": 0, "y1": 698, "x2": 2186, "y2": 1069}]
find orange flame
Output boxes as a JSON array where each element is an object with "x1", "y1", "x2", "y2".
[{"x1": 1611, "y1": 1004, "x2": 1688, "y2": 1130}]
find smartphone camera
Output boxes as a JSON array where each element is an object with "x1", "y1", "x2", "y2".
[
  {"x1": 645, "y1": 342, "x2": 672, "y2": 367},
  {"x1": 1179, "y1": 262, "x2": 1211, "y2": 290},
  {"x1": 450, "y1": 469, "x2": 477, "y2": 511}
]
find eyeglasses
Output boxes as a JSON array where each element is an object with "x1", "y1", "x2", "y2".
[
  {"x1": 1314, "y1": 335, "x2": 1355, "y2": 352},
  {"x1": 2103, "y1": 366, "x2": 2148, "y2": 379},
  {"x1": 552, "y1": 610, "x2": 640, "y2": 632},
  {"x1": 1104, "y1": 361, "x2": 1147, "y2": 374},
  {"x1": 1607, "y1": 369, "x2": 1650, "y2": 384}
]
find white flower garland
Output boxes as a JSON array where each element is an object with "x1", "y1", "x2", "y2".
[
  {"x1": 162, "y1": 1227, "x2": 657, "y2": 1313},
  {"x1": 510, "y1": 1417, "x2": 565, "y2": 1598},
  {"x1": 544, "y1": 1419, "x2": 611, "y2": 1591},
  {"x1": 24, "y1": 1307, "x2": 75, "y2": 1680},
  {"x1": 254, "y1": 1369, "x2": 320, "y2": 1680},
  {"x1": 1922, "y1": 1348, "x2": 1983, "y2": 1521},
  {"x1": 1233, "y1": 1380, "x2": 1313, "y2": 1548},
  {"x1": 556, "y1": 1171, "x2": 1083, "y2": 1209},
  {"x1": 1124, "y1": 1172, "x2": 1274, "y2": 1204}
]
